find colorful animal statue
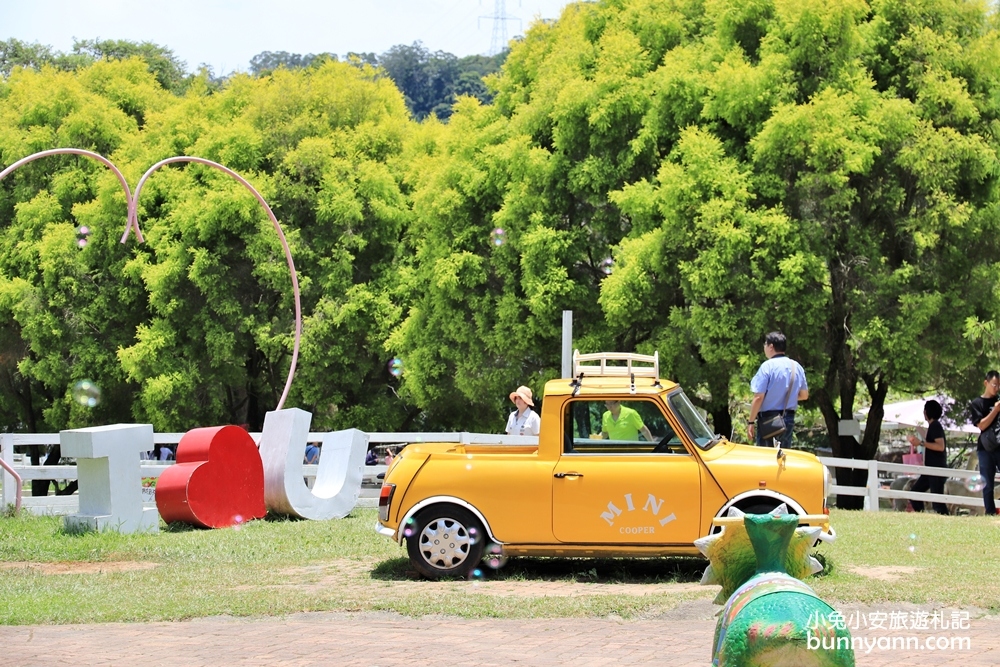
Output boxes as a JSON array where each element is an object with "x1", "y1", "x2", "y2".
[{"x1": 694, "y1": 506, "x2": 855, "y2": 667}]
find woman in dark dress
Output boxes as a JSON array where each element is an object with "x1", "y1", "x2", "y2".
[{"x1": 908, "y1": 399, "x2": 949, "y2": 515}]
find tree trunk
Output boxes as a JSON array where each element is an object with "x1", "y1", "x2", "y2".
[
  {"x1": 861, "y1": 373, "x2": 889, "y2": 460},
  {"x1": 710, "y1": 405, "x2": 733, "y2": 442},
  {"x1": 30, "y1": 444, "x2": 63, "y2": 497},
  {"x1": 815, "y1": 386, "x2": 867, "y2": 509},
  {"x1": 827, "y1": 256, "x2": 870, "y2": 508},
  {"x1": 835, "y1": 437, "x2": 869, "y2": 509}
]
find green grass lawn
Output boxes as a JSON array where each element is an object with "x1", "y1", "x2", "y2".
[{"x1": 0, "y1": 508, "x2": 997, "y2": 624}]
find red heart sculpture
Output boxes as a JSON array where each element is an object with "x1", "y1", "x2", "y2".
[{"x1": 156, "y1": 425, "x2": 266, "y2": 528}]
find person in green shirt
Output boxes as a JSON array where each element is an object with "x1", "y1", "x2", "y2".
[{"x1": 601, "y1": 400, "x2": 654, "y2": 442}]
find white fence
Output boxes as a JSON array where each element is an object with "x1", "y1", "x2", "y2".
[
  {"x1": 1, "y1": 432, "x2": 994, "y2": 515},
  {"x1": 0, "y1": 431, "x2": 536, "y2": 515},
  {"x1": 818, "y1": 456, "x2": 993, "y2": 511}
]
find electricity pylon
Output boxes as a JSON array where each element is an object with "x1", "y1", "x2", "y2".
[{"x1": 480, "y1": 0, "x2": 522, "y2": 56}]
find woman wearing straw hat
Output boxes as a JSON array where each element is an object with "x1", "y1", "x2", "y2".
[{"x1": 505, "y1": 385, "x2": 541, "y2": 436}]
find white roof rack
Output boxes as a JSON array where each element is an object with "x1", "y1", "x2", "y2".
[{"x1": 573, "y1": 350, "x2": 659, "y2": 379}]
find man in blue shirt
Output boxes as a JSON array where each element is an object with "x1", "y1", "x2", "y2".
[{"x1": 747, "y1": 331, "x2": 808, "y2": 447}]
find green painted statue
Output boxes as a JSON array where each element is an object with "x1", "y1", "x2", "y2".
[{"x1": 694, "y1": 506, "x2": 854, "y2": 667}]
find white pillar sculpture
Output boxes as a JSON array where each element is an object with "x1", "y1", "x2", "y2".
[
  {"x1": 259, "y1": 408, "x2": 368, "y2": 519},
  {"x1": 61, "y1": 424, "x2": 159, "y2": 533},
  {"x1": 0, "y1": 434, "x2": 17, "y2": 510}
]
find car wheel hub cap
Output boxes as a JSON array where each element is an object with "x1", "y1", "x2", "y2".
[{"x1": 419, "y1": 518, "x2": 471, "y2": 569}]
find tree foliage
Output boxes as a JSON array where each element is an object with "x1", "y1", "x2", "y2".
[
  {"x1": 70, "y1": 39, "x2": 189, "y2": 93},
  {"x1": 1, "y1": 38, "x2": 188, "y2": 93},
  {"x1": 396, "y1": 0, "x2": 1000, "y2": 449},
  {"x1": 248, "y1": 51, "x2": 338, "y2": 76},
  {"x1": 0, "y1": 59, "x2": 413, "y2": 435},
  {"x1": 0, "y1": 39, "x2": 61, "y2": 75},
  {"x1": 247, "y1": 43, "x2": 506, "y2": 121},
  {"x1": 3, "y1": 1, "x2": 1000, "y2": 479},
  {"x1": 0, "y1": 61, "x2": 161, "y2": 471}
]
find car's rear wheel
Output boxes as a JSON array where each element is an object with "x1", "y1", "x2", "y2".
[{"x1": 406, "y1": 505, "x2": 486, "y2": 579}]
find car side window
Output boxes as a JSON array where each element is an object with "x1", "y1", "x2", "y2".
[{"x1": 563, "y1": 399, "x2": 684, "y2": 454}]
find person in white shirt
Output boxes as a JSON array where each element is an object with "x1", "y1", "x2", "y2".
[{"x1": 505, "y1": 385, "x2": 541, "y2": 436}]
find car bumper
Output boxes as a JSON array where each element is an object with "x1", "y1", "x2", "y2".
[{"x1": 375, "y1": 521, "x2": 397, "y2": 541}]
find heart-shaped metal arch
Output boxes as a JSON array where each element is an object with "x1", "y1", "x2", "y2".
[
  {"x1": 0, "y1": 148, "x2": 143, "y2": 242},
  {"x1": 0, "y1": 149, "x2": 301, "y2": 411}
]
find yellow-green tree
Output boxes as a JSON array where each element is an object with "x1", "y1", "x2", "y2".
[
  {"x1": 600, "y1": 0, "x2": 1000, "y2": 483},
  {"x1": 0, "y1": 59, "x2": 167, "y2": 434},
  {"x1": 116, "y1": 61, "x2": 414, "y2": 431},
  {"x1": 1, "y1": 59, "x2": 417, "y2": 435},
  {"x1": 395, "y1": 0, "x2": 1000, "y2": 472}
]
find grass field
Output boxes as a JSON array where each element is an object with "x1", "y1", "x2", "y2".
[{"x1": 1, "y1": 508, "x2": 997, "y2": 624}]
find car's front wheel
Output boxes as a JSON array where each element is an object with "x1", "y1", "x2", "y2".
[{"x1": 406, "y1": 505, "x2": 486, "y2": 579}]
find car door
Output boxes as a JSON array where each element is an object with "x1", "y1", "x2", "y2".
[{"x1": 552, "y1": 398, "x2": 702, "y2": 544}]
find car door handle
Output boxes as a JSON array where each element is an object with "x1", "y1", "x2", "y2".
[{"x1": 554, "y1": 472, "x2": 584, "y2": 478}]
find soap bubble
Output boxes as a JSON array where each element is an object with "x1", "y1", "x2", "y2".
[
  {"x1": 233, "y1": 514, "x2": 244, "y2": 530},
  {"x1": 490, "y1": 228, "x2": 506, "y2": 247},
  {"x1": 486, "y1": 555, "x2": 507, "y2": 569},
  {"x1": 966, "y1": 474, "x2": 986, "y2": 493},
  {"x1": 484, "y1": 542, "x2": 508, "y2": 569},
  {"x1": 76, "y1": 225, "x2": 90, "y2": 248},
  {"x1": 388, "y1": 357, "x2": 404, "y2": 378},
  {"x1": 599, "y1": 257, "x2": 614, "y2": 275},
  {"x1": 468, "y1": 567, "x2": 485, "y2": 583},
  {"x1": 468, "y1": 526, "x2": 480, "y2": 545},
  {"x1": 71, "y1": 380, "x2": 101, "y2": 407},
  {"x1": 466, "y1": 463, "x2": 473, "y2": 471}
]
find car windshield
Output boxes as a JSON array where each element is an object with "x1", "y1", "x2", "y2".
[{"x1": 668, "y1": 390, "x2": 718, "y2": 449}]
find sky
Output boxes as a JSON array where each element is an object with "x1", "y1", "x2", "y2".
[{"x1": 0, "y1": 0, "x2": 576, "y2": 74}]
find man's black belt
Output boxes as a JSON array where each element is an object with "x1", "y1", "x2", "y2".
[{"x1": 759, "y1": 409, "x2": 795, "y2": 417}]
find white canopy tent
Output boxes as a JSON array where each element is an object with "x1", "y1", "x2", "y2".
[{"x1": 857, "y1": 395, "x2": 979, "y2": 435}]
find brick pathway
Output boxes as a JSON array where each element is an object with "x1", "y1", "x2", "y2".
[{"x1": 0, "y1": 605, "x2": 996, "y2": 667}]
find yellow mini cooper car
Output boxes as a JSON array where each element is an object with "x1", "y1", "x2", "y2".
[{"x1": 376, "y1": 352, "x2": 832, "y2": 578}]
